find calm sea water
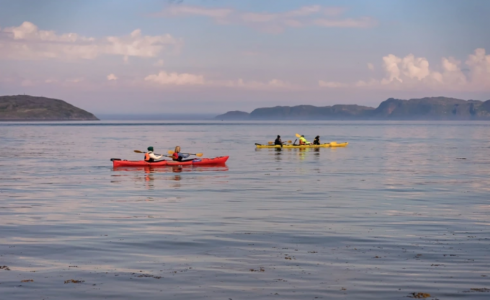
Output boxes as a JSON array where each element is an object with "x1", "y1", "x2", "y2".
[{"x1": 1, "y1": 121, "x2": 489, "y2": 299}]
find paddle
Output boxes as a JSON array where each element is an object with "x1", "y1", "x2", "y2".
[
  {"x1": 167, "y1": 150, "x2": 203, "y2": 157},
  {"x1": 268, "y1": 140, "x2": 292, "y2": 145},
  {"x1": 133, "y1": 150, "x2": 170, "y2": 157}
]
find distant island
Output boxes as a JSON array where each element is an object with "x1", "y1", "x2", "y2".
[
  {"x1": 0, "y1": 95, "x2": 99, "y2": 121},
  {"x1": 215, "y1": 97, "x2": 490, "y2": 120}
]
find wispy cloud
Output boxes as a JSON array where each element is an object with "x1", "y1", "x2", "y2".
[
  {"x1": 144, "y1": 71, "x2": 205, "y2": 86},
  {"x1": 107, "y1": 74, "x2": 118, "y2": 81},
  {"x1": 154, "y1": 4, "x2": 376, "y2": 33},
  {"x1": 319, "y1": 48, "x2": 490, "y2": 91},
  {"x1": 0, "y1": 22, "x2": 182, "y2": 60},
  {"x1": 157, "y1": 5, "x2": 233, "y2": 19},
  {"x1": 144, "y1": 70, "x2": 295, "y2": 90}
]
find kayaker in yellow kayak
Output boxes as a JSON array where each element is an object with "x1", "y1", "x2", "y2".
[
  {"x1": 144, "y1": 146, "x2": 165, "y2": 162},
  {"x1": 274, "y1": 135, "x2": 284, "y2": 147},
  {"x1": 299, "y1": 135, "x2": 311, "y2": 145},
  {"x1": 313, "y1": 135, "x2": 320, "y2": 145}
]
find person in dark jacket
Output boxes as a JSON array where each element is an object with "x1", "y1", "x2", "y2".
[
  {"x1": 274, "y1": 135, "x2": 283, "y2": 147},
  {"x1": 313, "y1": 136, "x2": 320, "y2": 145}
]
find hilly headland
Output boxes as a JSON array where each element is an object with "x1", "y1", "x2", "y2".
[
  {"x1": 215, "y1": 97, "x2": 490, "y2": 120},
  {"x1": 0, "y1": 95, "x2": 99, "y2": 121}
]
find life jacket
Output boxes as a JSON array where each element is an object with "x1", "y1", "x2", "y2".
[
  {"x1": 172, "y1": 152, "x2": 179, "y2": 160},
  {"x1": 144, "y1": 152, "x2": 152, "y2": 162},
  {"x1": 299, "y1": 137, "x2": 306, "y2": 145}
]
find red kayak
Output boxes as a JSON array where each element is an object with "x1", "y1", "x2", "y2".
[{"x1": 111, "y1": 156, "x2": 229, "y2": 168}]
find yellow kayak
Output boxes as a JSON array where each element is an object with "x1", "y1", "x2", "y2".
[{"x1": 255, "y1": 142, "x2": 348, "y2": 148}]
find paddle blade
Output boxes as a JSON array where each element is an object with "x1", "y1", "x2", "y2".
[
  {"x1": 195, "y1": 153, "x2": 203, "y2": 157},
  {"x1": 134, "y1": 150, "x2": 144, "y2": 153},
  {"x1": 287, "y1": 140, "x2": 292, "y2": 143},
  {"x1": 268, "y1": 141, "x2": 274, "y2": 145},
  {"x1": 168, "y1": 150, "x2": 175, "y2": 155},
  {"x1": 295, "y1": 133, "x2": 301, "y2": 138}
]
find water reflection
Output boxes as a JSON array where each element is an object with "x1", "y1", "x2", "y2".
[
  {"x1": 256, "y1": 147, "x2": 327, "y2": 161},
  {"x1": 112, "y1": 165, "x2": 228, "y2": 173},
  {"x1": 112, "y1": 165, "x2": 229, "y2": 189},
  {"x1": 274, "y1": 148, "x2": 282, "y2": 161}
]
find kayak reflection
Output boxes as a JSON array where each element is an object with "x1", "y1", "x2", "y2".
[
  {"x1": 274, "y1": 148, "x2": 282, "y2": 161},
  {"x1": 112, "y1": 165, "x2": 229, "y2": 190},
  {"x1": 113, "y1": 165, "x2": 229, "y2": 173},
  {"x1": 256, "y1": 147, "x2": 326, "y2": 162}
]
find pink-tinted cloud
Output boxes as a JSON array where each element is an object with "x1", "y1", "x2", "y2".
[
  {"x1": 155, "y1": 5, "x2": 233, "y2": 19},
  {"x1": 319, "y1": 48, "x2": 490, "y2": 91},
  {"x1": 107, "y1": 74, "x2": 118, "y2": 81},
  {"x1": 0, "y1": 22, "x2": 182, "y2": 60},
  {"x1": 144, "y1": 71, "x2": 205, "y2": 86},
  {"x1": 154, "y1": 4, "x2": 376, "y2": 33},
  {"x1": 143, "y1": 70, "x2": 296, "y2": 90}
]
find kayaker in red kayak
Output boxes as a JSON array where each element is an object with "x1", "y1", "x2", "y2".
[
  {"x1": 144, "y1": 146, "x2": 165, "y2": 162},
  {"x1": 172, "y1": 146, "x2": 193, "y2": 162}
]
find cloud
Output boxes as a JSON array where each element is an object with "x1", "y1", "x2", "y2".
[
  {"x1": 155, "y1": 5, "x2": 376, "y2": 33},
  {"x1": 156, "y1": 5, "x2": 233, "y2": 19},
  {"x1": 319, "y1": 48, "x2": 490, "y2": 91},
  {"x1": 0, "y1": 21, "x2": 182, "y2": 60},
  {"x1": 367, "y1": 63, "x2": 375, "y2": 71},
  {"x1": 107, "y1": 74, "x2": 118, "y2": 81},
  {"x1": 144, "y1": 70, "x2": 293, "y2": 90},
  {"x1": 219, "y1": 78, "x2": 291, "y2": 90},
  {"x1": 144, "y1": 71, "x2": 205, "y2": 85},
  {"x1": 466, "y1": 48, "x2": 490, "y2": 86}
]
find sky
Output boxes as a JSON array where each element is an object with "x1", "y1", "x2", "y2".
[{"x1": 0, "y1": 0, "x2": 489, "y2": 114}]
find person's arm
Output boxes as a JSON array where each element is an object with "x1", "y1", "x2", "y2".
[{"x1": 149, "y1": 152, "x2": 163, "y2": 160}]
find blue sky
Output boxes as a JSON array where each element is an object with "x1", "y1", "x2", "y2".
[{"x1": 0, "y1": 0, "x2": 489, "y2": 114}]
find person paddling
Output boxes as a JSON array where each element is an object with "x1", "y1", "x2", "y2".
[
  {"x1": 172, "y1": 146, "x2": 192, "y2": 162},
  {"x1": 313, "y1": 135, "x2": 320, "y2": 145},
  {"x1": 274, "y1": 135, "x2": 283, "y2": 147},
  {"x1": 144, "y1": 146, "x2": 165, "y2": 162},
  {"x1": 299, "y1": 135, "x2": 310, "y2": 145}
]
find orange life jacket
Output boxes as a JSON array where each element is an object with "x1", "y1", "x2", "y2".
[{"x1": 144, "y1": 152, "x2": 151, "y2": 162}]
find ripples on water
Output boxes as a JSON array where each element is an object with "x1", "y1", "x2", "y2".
[{"x1": 1, "y1": 121, "x2": 490, "y2": 299}]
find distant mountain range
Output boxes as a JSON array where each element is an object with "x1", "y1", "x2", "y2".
[
  {"x1": 215, "y1": 97, "x2": 490, "y2": 120},
  {"x1": 0, "y1": 95, "x2": 98, "y2": 121}
]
